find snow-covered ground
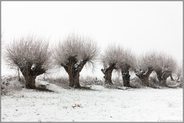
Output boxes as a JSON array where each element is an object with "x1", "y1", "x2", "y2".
[{"x1": 1, "y1": 86, "x2": 183, "y2": 122}]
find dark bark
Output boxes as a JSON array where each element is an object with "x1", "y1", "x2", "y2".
[
  {"x1": 156, "y1": 70, "x2": 162, "y2": 82},
  {"x1": 63, "y1": 56, "x2": 87, "y2": 88},
  {"x1": 24, "y1": 75, "x2": 36, "y2": 89},
  {"x1": 19, "y1": 63, "x2": 45, "y2": 89},
  {"x1": 121, "y1": 65, "x2": 131, "y2": 87},
  {"x1": 68, "y1": 70, "x2": 80, "y2": 88},
  {"x1": 122, "y1": 72, "x2": 130, "y2": 87},
  {"x1": 101, "y1": 63, "x2": 115, "y2": 85},
  {"x1": 30, "y1": 64, "x2": 45, "y2": 76},
  {"x1": 156, "y1": 70, "x2": 173, "y2": 86},
  {"x1": 161, "y1": 70, "x2": 173, "y2": 86},
  {"x1": 156, "y1": 70, "x2": 165, "y2": 86},
  {"x1": 73, "y1": 72, "x2": 80, "y2": 88},
  {"x1": 135, "y1": 67, "x2": 153, "y2": 86},
  {"x1": 68, "y1": 72, "x2": 74, "y2": 87}
]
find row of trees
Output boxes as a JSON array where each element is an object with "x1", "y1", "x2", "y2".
[
  {"x1": 101, "y1": 46, "x2": 179, "y2": 88},
  {"x1": 5, "y1": 35, "x2": 182, "y2": 90}
]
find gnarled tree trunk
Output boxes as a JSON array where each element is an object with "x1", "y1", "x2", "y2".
[
  {"x1": 24, "y1": 75, "x2": 36, "y2": 89},
  {"x1": 122, "y1": 71, "x2": 130, "y2": 87},
  {"x1": 63, "y1": 57, "x2": 87, "y2": 88},
  {"x1": 74, "y1": 72, "x2": 80, "y2": 88},
  {"x1": 68, "y1": 71, "x2": 80, "y2": 88},
  {"x1": 156, "y1": 70, "x2": 173, "y2": 86},
  {"x1": 161, "y1": 70, "x2": 173, "y2": 86},
  {"x1": 101, "y1": 63, "x2": 115, "y2": 85},
  {"x1": 21, "y1": 69, "x2": 37, "y2": 89},
  {"x1": 20, "y1": 63, "x2": 45, "y2": 89},
  {"x1": 121, "y1": 65, "x2": 131, "y2": 87},
  {"x1": 156, "y1": 70, "x2": 162, "y2": 83},
  {"x1": 101, "y1": 68, "x2": 113, "y2": 85},
  {"x1": 135, "y1": 67, "x2": 153, "y2": 86}
]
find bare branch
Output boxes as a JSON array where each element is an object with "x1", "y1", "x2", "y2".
[
  {"x1": 5, "y1": 36, "x2": 50, "y2": 76},
  {"x1": 102, "y1": 46, "x2": 123, "y2": 70},
  {"x1": 53, "y1": 34, "x2": 98, "y2": 67}
]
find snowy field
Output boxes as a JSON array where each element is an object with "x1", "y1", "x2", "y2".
[
  {"x1": 1, "y1": 86, "x2": 183, "y2": 122},
  {"x1": 1, "y1": 1, "x2": 183, "y2": 122}
]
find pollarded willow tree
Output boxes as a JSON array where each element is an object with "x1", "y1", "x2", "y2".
[
  {"x1": 53, "y1": 35, "x2": 98, "y2": 88},
  {"x1": 135, "y1": 53, "x2": 157, "y2": 86},
  {"x1": 101, "y1": 46, "x2": 123, "y2": 85},
  {"x1": 154, "y1": 53, "x2": 176, "y2": 86},
  {"x1": 119, "y1": 49, "x2": 136, "y2": 87},
  {"x1": 6, "y1": 36, "x2": 50, "y2": 89}
]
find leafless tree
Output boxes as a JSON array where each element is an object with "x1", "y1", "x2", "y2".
[
  {"x1": 135, "y1": 52, "x2": 177, "y2": 87},
  {"x1": 53, "y1": 34, "x2": 98, "y2": 88},
  {"x1": 135, "y1": 53, "x2": 156, "y2": 86},
  {"x1": 101, "y1": 46, "x2": 123, "y2": 85},
  {"x1": 153, "y1": 53, "x2": 176, "y2": 86},
  {"x1": 119, "y1": 49, "x2": 136, "y2": 87},
  {"x1": 6, "y1": 36, "x2": 50, "y2": 89}
]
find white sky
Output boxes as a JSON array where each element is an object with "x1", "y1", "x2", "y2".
[{"x1": 1, "y1": 1, "x2": 183, "y2": 78}]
